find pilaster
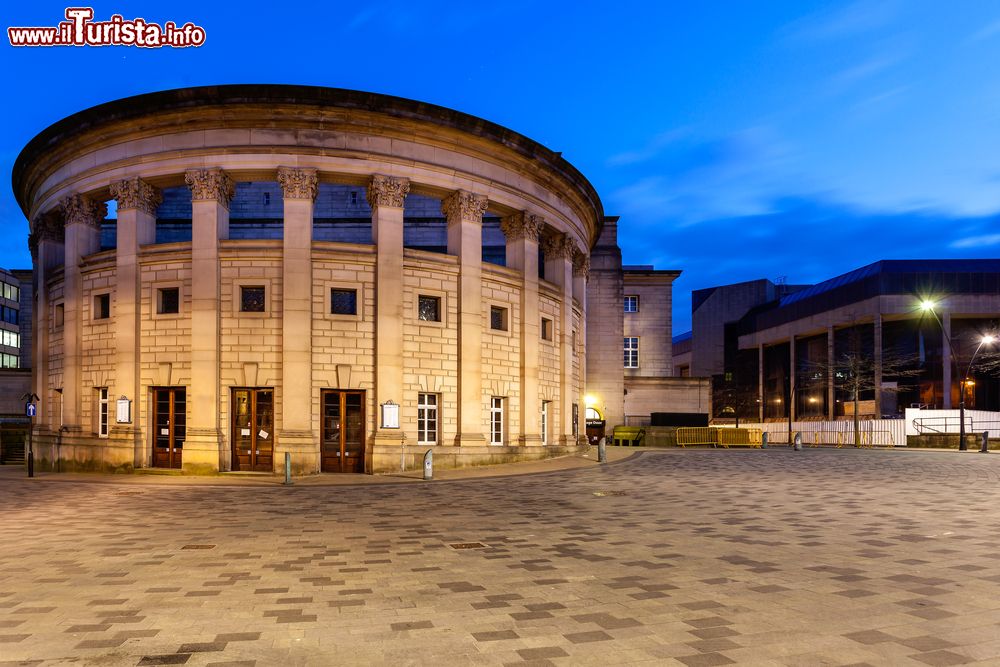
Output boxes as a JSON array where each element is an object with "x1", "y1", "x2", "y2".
[
  {"x1": 276, "y1": 167, "x2": 318, "y2": 471},
  {"x1": 185, "y1": 168, "x2": 232, "y2": 473},
  {"x1": 28, "y1": 212, "x2": 64, "y2": 435},
  {"x1": 573, "y1": 248, "x2": 589, "y2": 446},
  {"x1": 444, "y1": 190, "x2": 488, "y2": 445},
  {"x1": 60, "y1": 194, "x2": 106, "y2": 434},
  {"x1": 543, "y1": 233, "x2": 579, "y2": 444},
  {"x1": 108, "y1": 178, "x2": 158, "y2": 467},
  {"x1": 502, "y1": 211, "x2": 543, "y2": 446},
  {"x1": 369, "y1": 174, "x2": 410, "y2": 448}
]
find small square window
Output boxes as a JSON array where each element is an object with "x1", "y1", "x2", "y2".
[
  {"x1": 94, "y1": 294, "x2": 110, "y2": 320},
  {"x1": 240, "y1": 286, "x2": 266, "y2": 313},
  {"x1": 418, "y1": 295, "x2": 440, "y2": 322},
  {"x1": 624, "y1": 295, "x2": 639, "y2": 313},
  {"x1": 350, "y1": 191, "x2": 358, "y2": 206},
  {"x1": 331, "y1": 288, "x2": 357, "y2": 315},
  {"x1": 490, "y1": 306, "x2": 508, "y2": 331},
  {"x1": 263, "y1": 192, "x2": 271, "y2": 206},
  {"x1": 541, "y1": 317, "x2": 553, "y2": 341},
  {"x1": 54, "y1": 303, "x2": 64, "y2": 328},
  {"x1": 158, "y1": 287, "x2": 179, "y2": 315}
]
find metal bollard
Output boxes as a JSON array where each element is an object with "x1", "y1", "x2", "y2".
[
  {"x1": 793, "y1": 432, "x2": 802, "y2": 451},
  {"x1": 598, "y1": 437, "x2": 607, "y2": 463},
  {"x1": 981, "y1": 431, "x2": 990, "y2": 454},
  {"x1": 423, "y1": 449, "x2": 433, "y2": 480},
  {"x1": 761, "y1": 432, "x2": 768, "y2": 449},
  {"x1": 283, "y1": 452, "x2": 293, "y2": 485}
]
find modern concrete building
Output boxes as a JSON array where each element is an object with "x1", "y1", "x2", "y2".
[
  {"x1": 13, "y1": 85, "x2": 683, "y2": 474},
  {"x1": 0, "y1": 268, "x2": 32, "y2": 464},
  {"x1": 675, "y1": 260, "x2": 1000, "y2": 421}
]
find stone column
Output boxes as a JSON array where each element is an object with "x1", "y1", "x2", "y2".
[
  {"x1": 942, "y1": 313, "x2": 952, "y2": 409},
  {"x1": 184, "y1": 168, "x2": 233, "y2": 473},
  {"x1": 758, "y1": 343, "x2": 765, "y2": 422},
  {"x1": 369, "y1": 175, "x2": 410, "y2": 450},
  {"x1": 501, "y1": 212, "x2": 543, "y2": 446},
  {"x1": 60, "y1": 195, "x2": 106, "y2": 435},
  {"x1": 108, "y1": 179, "x2": 159, "y2": 467},
  {"x1": 543, "y1": 233, "x2": 578, "y2": 444},
  {"x1": 276, "y1": 167, "x2": 318, "y2": 473},
  {"x1": 28, "y1": 214, "x2": 64, "y2": 438},
  {"x1": 443, "y1": 190, "x2": 489, "y2": 446},
  {"x1": 873, "y1": 315, "x2": 883, "y2": 417},
  {"x1": 572, "y1": 250, "x2": 590, "y2": 445},
  {"x1": 788, "y1": 336, "x2": 796, "y2": 422},
  {"x1": 827, "y1": 326, "x2": 835, "y2": 419}
]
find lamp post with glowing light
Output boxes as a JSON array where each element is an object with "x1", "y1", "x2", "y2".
[{"x1": 920, "y1": 300, "x2": 995, "y2": 450}]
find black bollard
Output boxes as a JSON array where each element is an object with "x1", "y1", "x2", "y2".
[{"x1": 981, "y1": 431, "x2": 989, "y2": 454}]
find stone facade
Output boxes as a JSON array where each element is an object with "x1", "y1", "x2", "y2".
[{"x1": 13, "y1": 85, "x2": 615, "y2": 474}]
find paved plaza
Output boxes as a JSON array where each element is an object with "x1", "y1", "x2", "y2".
[{"x1": 3, "y1": 449, "x2": 1000, "y2": 666}]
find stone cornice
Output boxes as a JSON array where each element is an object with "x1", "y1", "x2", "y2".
[
  {"x1": 500, "y1": 211, "x2": 543, "y2": 242},
  {"x1": 109, "y1": 177, "x2": 162, "y2": 215},
  {"x1": 276, "y1": 167, "x2": 318, "y2": 201},
  {"x1": 366, "y1": 174, "x2": 410, "y2": 208},
  {"x1": 60, "y1": 194, "x2": 106, "y2": 229},
  {"x1": 441, "y1": 190, "x2": 488, "y2": 224},
  {"x1": 185, "y1": 168, "x2": 234, "y2": 206}
]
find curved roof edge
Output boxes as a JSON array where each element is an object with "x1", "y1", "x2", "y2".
[{"x1": 12, "y1": 84, "x2": 604, "y2": 244}]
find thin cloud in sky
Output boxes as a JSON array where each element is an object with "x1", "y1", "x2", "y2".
[
  {"x1": 783, "y1": 0, "x2": 901, "y2": 43},
  {"x1": 950, "y1": 233, "x2": 1000, "y2": 249}
]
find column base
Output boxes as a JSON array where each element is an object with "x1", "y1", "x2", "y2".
[
  {"x1": 454, "y1": 432, "x2": 486, "y2": 446},
  {"x1": 183, "y1": 427, "x2": 223, "y2": 475},
  {"x1": 275, "y1": 430, "x2": 317, "y2": 475},
  {"x1": 518, "y1": 434, "x2": 544, "y2": 447}
]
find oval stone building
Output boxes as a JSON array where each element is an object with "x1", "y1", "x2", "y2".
[{"x1": 13, "y1": 85, "x2": 604, "y2": 474}]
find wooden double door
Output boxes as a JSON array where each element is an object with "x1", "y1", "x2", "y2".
[
  {"x1": 322, "y1": 390, "x2": 365, "y2": 473},
  {"x1": 152, "y1": 388, "x2": 186, "y2": 469},
  {"x1": 232, "y1": 388, "x2": 274, "y2": 472}
]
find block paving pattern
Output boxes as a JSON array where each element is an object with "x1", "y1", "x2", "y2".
[{"x1": 3, "y1": 448, "x2": 1000, "y2": 665}]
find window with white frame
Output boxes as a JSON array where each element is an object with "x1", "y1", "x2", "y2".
[
  {"x1": 541, "y1": 401, "x2": 550, "y2": 445},
  {"x1": 490, "y1": 397, "x2": 505, "y2": 445},
  {"x1": 417, "y1": 393, "x2": 438, "y2": 445},
  {"x1": 624, "y1": 295, "x2": 639, "y2": 312},
  {"x1": 97, "y1": 387, "x2": 109, "y2": 438},
  {"x1": 624, "y1": 337, "x2": 639, "y2": 368}
]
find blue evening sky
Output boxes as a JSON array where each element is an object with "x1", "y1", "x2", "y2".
[{"x1": 3, "y1": 1, "x2": 1000, "y2": 332}]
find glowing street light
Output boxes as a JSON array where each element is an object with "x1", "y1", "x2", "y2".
[{"x1": 920, "y1": 298, "x2": 996, "y2": 451}]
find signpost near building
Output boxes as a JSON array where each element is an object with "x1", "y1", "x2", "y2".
[{"x1": 21, "y1": 392, "x2": 38, "y2": 478}]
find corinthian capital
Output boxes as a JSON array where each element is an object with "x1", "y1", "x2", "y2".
[
  {"x1": 185, "y1": 168, "x2": 235, "y2": 206},
  {"x1": 277, "y1": 167, "x2": 318, "y2": 201},
  {"x1": 28, "y1": 211, "x2": 65, "y2": 256},
  {"x1": 573, "y1": 250, "x2": 591, "y2": 278},
  {"x1": 441, "y1": 190, "x2": 488, "y2": 224},
  {"x1": 60, "y1": 194, "x2": 106, "y2": 229},
  {"x1": 500, "y1": 211, "x2": 543, "y2": 242},
  {"x1": 541, "y1": 233, "x2": 577, "y2": 260},
  {"x1": 366, "y1": 175, "x2": 410, "y2": 208},
  {"x1": 109, "y1": 177, "x2": 162, "y2": 215}
]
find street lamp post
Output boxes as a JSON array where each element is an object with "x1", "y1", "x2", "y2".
[{"x1": 920, "y1": 300, "x2": 995, "y2": 451}]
